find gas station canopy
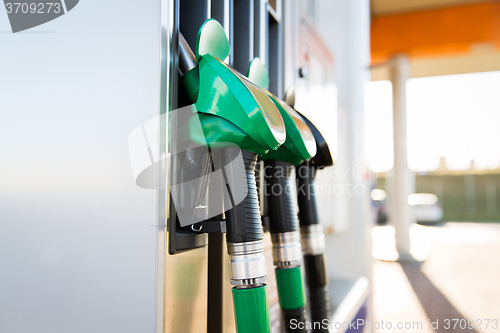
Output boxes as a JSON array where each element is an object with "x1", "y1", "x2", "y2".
[{"x1": 370, "y1": 0, "x2": 500, "y2": 79}]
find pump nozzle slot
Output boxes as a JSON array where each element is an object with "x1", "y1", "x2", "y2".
[{"x1": 180, "y1": 218, "x2": 227, "y2": 234}]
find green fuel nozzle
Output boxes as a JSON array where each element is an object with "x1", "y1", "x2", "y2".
[{"x1": 178, "y1": 20, "x2": 285, "y2": 156}]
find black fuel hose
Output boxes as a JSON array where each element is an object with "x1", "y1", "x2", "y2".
[
  {"x1": 265, "y1": 160, "x2": 299, "y2": 234},
  {"x1": 297, "y1": 164, "x2": 319, "y2": 227},
  {"x1": 220, "y1": 148, "x2": 263, "y2": 243},
  {"x1": 218, "y1": 147, "x2": 271, "y2": 332},
  {"x1": 297, "y1": 164, "x2": 331, "y2": 333},
  {"x1": 265, "y1": 160, "x2": 307, "y2": 333}
]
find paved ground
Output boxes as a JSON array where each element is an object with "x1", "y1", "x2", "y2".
[{"x1": 372, "y1": 223, "x2": 500, "y2": 333}]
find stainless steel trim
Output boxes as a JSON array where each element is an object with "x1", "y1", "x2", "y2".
[
  {"x1": 156, "y1": 0, "x2": 172, "y2": 331},
  {"x1": 227, "y1": 241, "x2": 267, "y2": 286},
  {"x1": 227, "y1": 240, "x2": 264, "y2": 255},
  {"x1": 271, "y1": 231, "x2": 302, "y2": 267},
  {"x1": 300, "y1": 224, "x2": 325, "y2": 255},
  {"x1": 271, "y1": 230, "x2": 301, "y2": 244},
  {"x1": 220, "y1": 221, "x2": 227, "y2": 233}
]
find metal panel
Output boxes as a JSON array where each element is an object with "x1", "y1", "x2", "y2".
[
  {"x1": 164, "y1": 1, "x2": 210, "y2": 332},
  {"x1": 267, "y1": 4, "x2": 282, "y2": 96},
  {"x1": 0, "y1": 1, "x2": 164, "y2": 332},
  {"x1": 158, "y1": 0, "x2": 174, "y2": 331},
  {"x1": 165, "y1": 242, "x2": 209, "y2": 333},
  {"x1": 253, "y1": 0, "x2": 267, "y2": 64},
  {"x1": 211, "y1": 0, "x2": 233, "y2": 64},
  {"x1": 233, "y1": 0, "x2": 254, "y2": 73},
  {"x1": 180, "y1": 0, "x2": 210, "y2": 49}
]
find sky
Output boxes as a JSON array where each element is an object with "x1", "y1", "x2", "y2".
[{"x1": 365, "y1": 71, "x2": 500, "y2": 172}]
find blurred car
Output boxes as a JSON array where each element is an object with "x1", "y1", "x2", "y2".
[
  {"x1": 408, "y1": 193, "x2": 443, "y2": 224},
  {"x1": 371, "y1": 189, "x2": 389, "y2": 225}
]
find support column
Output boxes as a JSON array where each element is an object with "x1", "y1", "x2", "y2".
[{"x1": 390, "y1": 54, "x2": 416, "y2": 261}]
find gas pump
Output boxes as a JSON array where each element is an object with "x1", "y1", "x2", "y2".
[
  {"x1": 247, "y1": 59, "x2": 317, "y2": 332},
  {"x1": 177, "y1": 19, "x2": 286, "y2": 333}
]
